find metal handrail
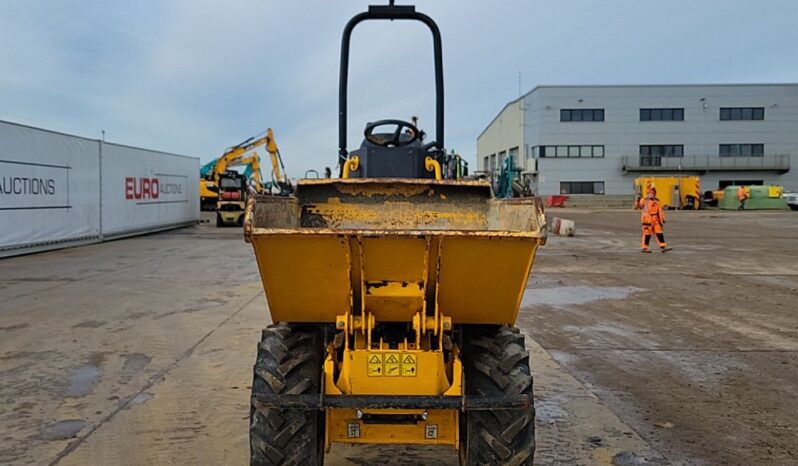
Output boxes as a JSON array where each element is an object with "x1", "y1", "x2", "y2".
[{"x1": 622, "y1": 154, "x2": 790, "y2": 171}]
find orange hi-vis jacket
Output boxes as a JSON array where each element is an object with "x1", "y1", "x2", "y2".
[
  {"x1": 737, "y1": 186, "x2": 748, "y2": 201},
  {"x1": 638, "y1": 197, "x2": 666, "y2": 225}
]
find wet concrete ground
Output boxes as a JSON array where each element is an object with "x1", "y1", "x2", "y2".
[
  {"x1": 524, "y1": 208, "x2": 798, "y2": 465},
  {"x1": 0, "y1": 209, "x2": 795, "y2": 465}
]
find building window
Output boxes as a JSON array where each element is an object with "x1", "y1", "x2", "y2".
[
  {"x1": 719, "y1": 144, "x2": 764, "y2": 157},
  {"x1": 639, "y1": 145, "x2": 684, "y2": 156},
  {"x1": 483, "y1": 156, "x2": 489, "y2": 171},
  {"x1": 640, "y1": 108, "x2": 684, "y2": 121},
  {"x1": 489, "y1": 154, "x2": 496, "y2": 171},
  {"x1": 639, "y1": 145, "x2": 684, "y2": 167},
  {"x1": 640, "y1": 145, "x2": 684, "y2": 156},
  {"x1": 498, "y1": 150, "x2": 506, "y2": 168},
  {"x1": 560, "y1": 181, "x2": 605, "y2": 195},
  {"x1": 560, "y1": 108, "x2": 604, "y2": 122},
  {"x1": 539, "y1": 145, "x2": 604, "y2": 158},
  {"x1": 720, "y1": 107, "x2": 764, "y2": 121},
  {"x1": 508, "y1": 147, "x2": 519, "y2": 165}
]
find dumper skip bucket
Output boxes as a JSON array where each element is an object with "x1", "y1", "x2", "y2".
[{"x1": 246, "y1": 179, "x2": 546, "y2": 325}]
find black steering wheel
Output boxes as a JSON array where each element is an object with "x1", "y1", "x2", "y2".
[{"x1": 364, "y1": 119, "x2": 419, "y2": 147}]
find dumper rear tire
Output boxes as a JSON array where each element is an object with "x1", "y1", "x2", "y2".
[
  {"x1": 249, "y1": 323, "x2": 324, "y2": 466},
  {"x1": 459, "y1": 325, "x2": 535, "y2": 466}
]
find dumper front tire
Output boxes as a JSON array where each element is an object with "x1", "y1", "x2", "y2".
[
  {"x1": 249, "y1": 323, "x2": 324, "y2": 466},
  {"x1": 459, "y1": 325, "x2": 535, "y2": 466}
]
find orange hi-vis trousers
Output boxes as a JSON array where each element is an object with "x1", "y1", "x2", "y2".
[{"x1": 641, "y1": 222, "x2": 667, "y2": 250}]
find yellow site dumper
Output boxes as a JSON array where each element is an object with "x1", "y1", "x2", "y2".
[
  {"x1": 242, "y1": 4, "x2": 546, "y2": 465},
  {"x1": 635, "y1": 176, "x2": 702, "y2": 209}
]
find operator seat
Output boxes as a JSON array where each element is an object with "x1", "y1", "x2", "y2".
[{"x1": 346, "y1": 120, "x2": 436, "y2": 179}]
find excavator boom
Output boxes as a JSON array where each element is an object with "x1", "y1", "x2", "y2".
[
  {"x1": 200, "y1": 128, "x2": 292, "y2": 209},
  {"x1": 214, "y1": 128, "x2": 290, "y2": 191}
]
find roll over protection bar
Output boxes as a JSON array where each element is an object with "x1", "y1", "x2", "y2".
[{"x1": 338, "y1": 3, "x2": 445, "y2": 169}]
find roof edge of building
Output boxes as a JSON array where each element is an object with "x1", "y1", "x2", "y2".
[
  {"x1": 477, "y1": 94, "x2": 528, "y2": 141},
  {"x1": 0, "y1": 118, "x2": 199, "y2": 160},
  {"x1": 476, "y1": 82, "x2": 798, "y2": 142},
  {"x1": 532, "y1": 82, "x2": 798, "y2": 90}
]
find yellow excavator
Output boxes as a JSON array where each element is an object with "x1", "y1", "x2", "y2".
[{"x1": 200, "y1": 128, "x2": 292, "y2": 210}]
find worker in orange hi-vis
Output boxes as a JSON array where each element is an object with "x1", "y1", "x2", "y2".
[
  {"x1": 637, "y1": 186, "x2": 672, "y2": 253},
  {"x1": 737, "y1": 185, "x2": 748, "y2": 210}
]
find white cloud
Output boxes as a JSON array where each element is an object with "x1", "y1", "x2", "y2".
[{"x1": 1, "y1": 0, "x2": 797, "y2": 176}]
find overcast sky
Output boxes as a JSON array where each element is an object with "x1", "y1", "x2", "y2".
[{"x1": 2, "y1": 1, "x2": 797, "y2": 176}]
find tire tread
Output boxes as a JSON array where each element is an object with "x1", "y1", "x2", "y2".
[
  {"x1": 250, "y1": 323, "x2": 323, "y2": 466},
  {"x1": 460, "y1": 325, "x2": 535, "y2": 466}
]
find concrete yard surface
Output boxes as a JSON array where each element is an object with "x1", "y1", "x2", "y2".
[
  {"x1": 527, "y1": 208, "x2": 798, "y2": 465},
  {"x1": 1, "y1": 209, "x2": 796, "y2": 465}
]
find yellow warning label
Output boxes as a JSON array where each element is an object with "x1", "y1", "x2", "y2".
[
  {"x1": 401, "y1": 354, "x2": 417, "y2": 377},
  {"x1": 367, "y1": 353, "x2": 383, "y2": 376},
  {"x1": 384, "y1": 353, "x2": 400, "y2": 377}
]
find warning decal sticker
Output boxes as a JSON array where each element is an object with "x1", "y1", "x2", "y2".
[
  {"x1": 401, "y1": 354, "x2": 417, "y2": 377},
  {"x1": 366, "y1": 352, "x2": 418, "y2": 377},
  {"x1": 384, "y1": 353, "x2": 400, "y2": 377},
  {"x1": 367, "y1": 353, "x2": 383, "y2": 376}
]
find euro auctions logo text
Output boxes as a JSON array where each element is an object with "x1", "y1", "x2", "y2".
[{"x1": 125, "y1": 177, "x2": 183, "y2": 200}]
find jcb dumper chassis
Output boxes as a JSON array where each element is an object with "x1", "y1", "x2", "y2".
[
  {"x1": 245, "y1": 179, "x2": 545, "y2": 464},
  {"x1": 244, "y1": 3, "x2": 545, "y2": 465}
]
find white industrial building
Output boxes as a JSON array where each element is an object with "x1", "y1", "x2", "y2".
[{"x1": 477, "y1": 84, "x2": 798, "y2": 196}]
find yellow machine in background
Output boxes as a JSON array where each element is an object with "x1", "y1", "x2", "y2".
[
  {"x1": 215, "y1": 171, "x2": 248, "y2": 227},
  {"x1": 200, "y1": 128, "x2": 292, "y2": 210},
  {"x1": 199, "y1": 179, "x2": 220, "y2": 211},
  {"x1": 243, "y1": 5, "x2": 543, "y2": 465},
  {"x1": 635, "y1": 176, "x2": 701, "y2": 209}
]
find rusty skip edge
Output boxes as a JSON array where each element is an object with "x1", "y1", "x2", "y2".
[
  {"x1": 295, "y1": 177, "x2": 492, "y2": 189},
  {"x1": 251, "y1": 393, "x2": 532, "y2": 411},
  {"x1": 248, "y1": 227, "x2": 546, "y2": 240}
]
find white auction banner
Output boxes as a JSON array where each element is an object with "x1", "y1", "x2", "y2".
[
  {"x1": 0, "y1": 120, "x2": 199, "y2": 257},
  {"x1": 101, "y1": 143, "x2": 199, "y2": 236},
  {"x1": 0, "y1": 121, "x2": 100, "y2": 251}
]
